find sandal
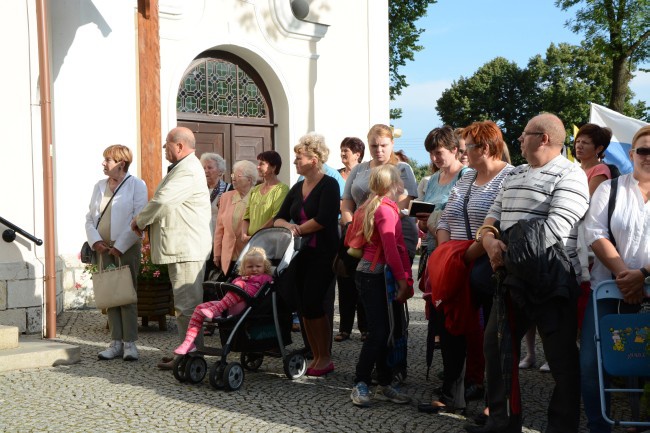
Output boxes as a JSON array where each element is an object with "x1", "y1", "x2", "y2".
[{"x1": 334, "y1": 331, "x2": 350, "y2": 342}]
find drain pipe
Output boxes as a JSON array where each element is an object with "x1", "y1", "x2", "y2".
[{"x1": 35, "y1": 0, "x2": 57, "y2": 339}]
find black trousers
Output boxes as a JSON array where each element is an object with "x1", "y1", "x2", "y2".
[
  {"x1": 437, "y1": 310, "x2": 467, "y2": 409},
  {"x1": 337, "y1": 274, "x2": 367, "y2": 334},
  {"x1": 483, "y1": 294, "x2": 580, "y2": 433}
]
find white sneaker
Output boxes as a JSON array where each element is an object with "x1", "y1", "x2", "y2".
[
  {"x1": 374, "y1": 384, "x2": 411, "y2": 404},
  {"x1": 539, "y1": 362, "x2": 550, "y2": 372},
  {"x1": 98, "y1": 341, "x2": 123, "y2": 360},
  {"x1": 351, "y1": 381, "x2": 371, "y2": 407},
  {"x1": 123, "y1": 341, "x2": 139, "y2": 361}
]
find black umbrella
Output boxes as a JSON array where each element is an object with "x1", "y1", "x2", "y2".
[{"x1": 493, "y1": 268, "x2": 513, "y2": 407}]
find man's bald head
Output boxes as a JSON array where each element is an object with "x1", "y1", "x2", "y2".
[
  {"x1": 532, "y1": 113, "x2": 566, "y2": 149},
  {"x1": 165, "y1": 127, "x2": 197, "y2": 163}
]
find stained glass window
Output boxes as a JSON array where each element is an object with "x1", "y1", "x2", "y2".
[{"x1": 177, "y1": 58, "x2": 268, "y2": 119}]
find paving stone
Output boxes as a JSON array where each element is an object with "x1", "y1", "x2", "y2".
[{"x1": 0, "y1": 288, "x2": 599, "y2": 432}]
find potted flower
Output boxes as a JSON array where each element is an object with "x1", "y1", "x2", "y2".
[
  {"x1": 137, "y1": 242, "x2": 173, "y2": 330},
  {"x1": 139, "y1": 242, "x2": 169, "y2": 282}
]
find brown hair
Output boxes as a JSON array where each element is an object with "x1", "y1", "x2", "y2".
[
  {"x1": 340, "y1": 137, "x2": 365, "y2": 161},
  {"x1": 575, "y1": 123, "x2": 613, "y2": 158},
  {"x1": 424, "y1": 126, "x2": 458, "y2": 153}
]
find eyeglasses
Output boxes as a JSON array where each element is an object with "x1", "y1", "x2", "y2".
[
  {"x1": 230, "y1": 173, "x2": 249, "y2": 179},
  {"x1": 465, "y1": 143, "x2": 481, "y2": 150},
  {"x1": 633, "y1": 147, "x2": 650, "y2": 156},
  {"x1": 521, "y1": 131, "x2": 545, "y2": 138}
]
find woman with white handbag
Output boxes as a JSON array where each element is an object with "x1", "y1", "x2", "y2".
[{"x1": 85, "y1": 145, "x2": 147, "y2": 361}]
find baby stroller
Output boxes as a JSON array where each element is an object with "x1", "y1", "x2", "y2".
[
  {"x1": 173, "y1": 227, "x2": 307, "y2": 391},
  {"x1": 592, "y1": 280, "x2": 650, "y2": 429}
]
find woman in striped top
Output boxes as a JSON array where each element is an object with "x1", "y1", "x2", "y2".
[{"x1": 418, "y1": 120, "x2": 513, "y2": 413}]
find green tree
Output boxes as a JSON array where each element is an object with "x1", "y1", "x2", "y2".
[
  {"x1": 555, "y1": 0, "x2": 649, "y2": 115},
  {"x1": 436, "y1": 43, "x2": 632, "y2": 164},
  {"x1": 526, "y1": 42, "x2": 613, "y2": 124},
  {"x1": 389, "y1": 0, "x2": 437, "y2": 120},
  {"x1": 436, "y1": 57, "x2": 532, "y2": 164}
]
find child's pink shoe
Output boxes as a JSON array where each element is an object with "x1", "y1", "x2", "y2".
[
  {"x1": 174, "y1": 341, "x2": 196, "y2": 355},
  {"x1": 200, "y1": 308, "x2": 214, "y2": 319}
]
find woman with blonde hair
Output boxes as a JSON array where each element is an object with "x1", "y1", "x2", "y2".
[
  {"x1": 350, "y1": 164, "x2": 414, "y2": 407},
  {"x1": 342, "y1": 125, "x2": 419, "y2": 255},
  {"x1": 85, "y1": 145, "x2": 148, "y2": 361},
  {"x1": 274, "y1": 133, "x2": 341, "y2": 376}
]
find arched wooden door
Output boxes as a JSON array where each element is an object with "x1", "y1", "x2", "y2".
[{"x1": 176, "y1": 51, "x2": 274, "y2": 177}]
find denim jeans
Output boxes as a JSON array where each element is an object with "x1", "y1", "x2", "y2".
[{"x1": 354, "y1": 271, "x2": 391, "y2": 386}]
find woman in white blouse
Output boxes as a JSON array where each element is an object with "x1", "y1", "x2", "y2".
[
  {"x1": 85, "y1": 145, "x2": 148, "y2": 361},
  {"x1": 580, "y1": 125, "x2": 650, "y2": 432}
]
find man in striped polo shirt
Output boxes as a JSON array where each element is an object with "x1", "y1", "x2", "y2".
[{"x1": 466, "y1": 113, "x2": 589, "y2": 433}]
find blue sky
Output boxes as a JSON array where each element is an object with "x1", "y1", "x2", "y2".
[{"x1": 390, "y1": 0, "x2": 650, "y2": 166}]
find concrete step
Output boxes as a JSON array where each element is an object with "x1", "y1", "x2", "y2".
[
  {"x1": 0, "y1": 325, "x2": 19, "y2": 350},
  {"x1": 0, "y1": 336, "x2": 80, "y2": 373}
]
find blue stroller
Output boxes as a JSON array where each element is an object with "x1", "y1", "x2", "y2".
[
  {"x1": 173, "y1": 227, "x2": 307, "y2": 390},
  {"x1": 593, "y1": 280, "x2": 650, "y2": 429}
]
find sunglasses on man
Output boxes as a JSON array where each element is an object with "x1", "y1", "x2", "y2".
[{"x1": 633, "y1": 147, "x2": 650, "y2": 156}]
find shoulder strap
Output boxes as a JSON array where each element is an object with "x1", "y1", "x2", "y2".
[
  {"x1": 96, "y1": 175, "x2": 131, "y2": 228},
  {"x1": 457, "y1": 166, "x2": 468, "y2": 181},
  {"x1": 462, "y1": 172, "x2": 478, "y2": 240},
  {"x1": 607, "y1": 177, "x2": 618, "y2": 247}
]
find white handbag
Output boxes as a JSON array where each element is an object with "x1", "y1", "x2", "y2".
[{"x1": 92, "y1": 255, "x2": 137, "y2": 309}]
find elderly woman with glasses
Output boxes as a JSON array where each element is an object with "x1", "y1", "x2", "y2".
[
  {"x1": 200, "y1": 153, "x2": 233, "y2": 279},
  {"x1": 213, "y1": 160, "x2": 258, "y2": 277},
  {"x1": 200, "y1": 153, "x2": 232, "y2": 235}
]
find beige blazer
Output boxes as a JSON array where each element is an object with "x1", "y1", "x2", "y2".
[
  {"x1": 213, "y1": 189, "x2": 250, "y2": 274},
  {"x1": 136, "y1": 153, "x2": 212, "y2": 264}
]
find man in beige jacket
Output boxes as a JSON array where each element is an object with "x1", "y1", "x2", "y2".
[{"x1": 131, "y1": 126, "x2": 212, "y2": 369}]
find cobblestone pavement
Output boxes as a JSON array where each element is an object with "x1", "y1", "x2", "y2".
[{"x1": 0, "y1": 291, "x2": 607, "y2": 433}]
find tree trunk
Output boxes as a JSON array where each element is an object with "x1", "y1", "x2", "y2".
[{"x1": 609, "y1": 54, "x2": 630, "y2": 114}]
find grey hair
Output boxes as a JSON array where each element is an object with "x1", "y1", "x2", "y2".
[
  {"x1": 200, "y1": 153, "x2": 227, "y2": 173},
  {"x1": 233, "y1": 160, "x2": 258, "y2": 184}
]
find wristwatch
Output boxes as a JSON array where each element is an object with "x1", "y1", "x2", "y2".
[{"x1": 640, "y1": 267, "x2": 650, "y2": 285}]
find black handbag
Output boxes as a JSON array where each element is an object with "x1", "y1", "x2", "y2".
[
  {"x1": 332, "y1": 223, "x2": 360, "y2": 278},
  {"x1": 80, "y1": 242, "x2": 93, "y2": 264},
  {"x1": 81, "y1": 175, "x2": 131, "y2": 264}
]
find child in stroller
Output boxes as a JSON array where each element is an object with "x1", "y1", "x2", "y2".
[{"x1": 174, "y1": 247, "x2": 273, "y2": 356}]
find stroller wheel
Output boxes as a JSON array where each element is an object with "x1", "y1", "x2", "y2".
[
  {"x1": 209, "y1": 363, "x2": 225, "y2": 390},
  {"x1": 224, "y1": 362, "x2": 245, "y2": 391},
  {"x1": 241, "y1": 352, "x2": 264, "y2": 371},
  {"x1": 172, "y1": 356, "x2": 189, "y2": 382},
  {"x1": 184, "y1": 355, "x2": 207, "y2": 384},
  {"x1": 283, "y1": 350, "x2": 307, "y2": 379}
]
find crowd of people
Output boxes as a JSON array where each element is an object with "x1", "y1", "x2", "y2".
[{"x1": 84, "y1": 117, "x2": 650, "y2": 433}]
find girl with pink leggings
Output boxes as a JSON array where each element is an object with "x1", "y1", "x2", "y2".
[{"x1": 174, "y1": 247, "x2": 273, "y2": 355}]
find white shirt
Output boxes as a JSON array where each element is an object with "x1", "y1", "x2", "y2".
[{"x1": 584, "y1": 173, "x2": 650, "y2": 284}]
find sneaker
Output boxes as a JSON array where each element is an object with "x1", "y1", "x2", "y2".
[
  {"x1": 123, "y1": 341, "x2": 139, "y2": 361},
  {"x1": 98, "y1": 340, "x2": 123, "y2": 360},
  {"x1": 539, "y1": 362, "x2": 550, "y2": 372},
  {"x1": 374, "y1": 384, "x2": 411, "y2": 404},
  {"x1": 351, "y1": 381, "x2": 371, "y2": 407}
]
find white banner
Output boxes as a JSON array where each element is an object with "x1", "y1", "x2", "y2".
[{"x1": 589, "y1": 103, "x2": 648, "y2": 174}]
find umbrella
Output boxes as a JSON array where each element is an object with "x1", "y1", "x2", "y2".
[{"x1": 493, "y1": 268, "x2": 513, "y2": 414}]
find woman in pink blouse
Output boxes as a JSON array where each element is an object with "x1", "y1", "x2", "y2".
[{"x1": 574, "y1": 123, "x2": 613, "y2": 194}]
